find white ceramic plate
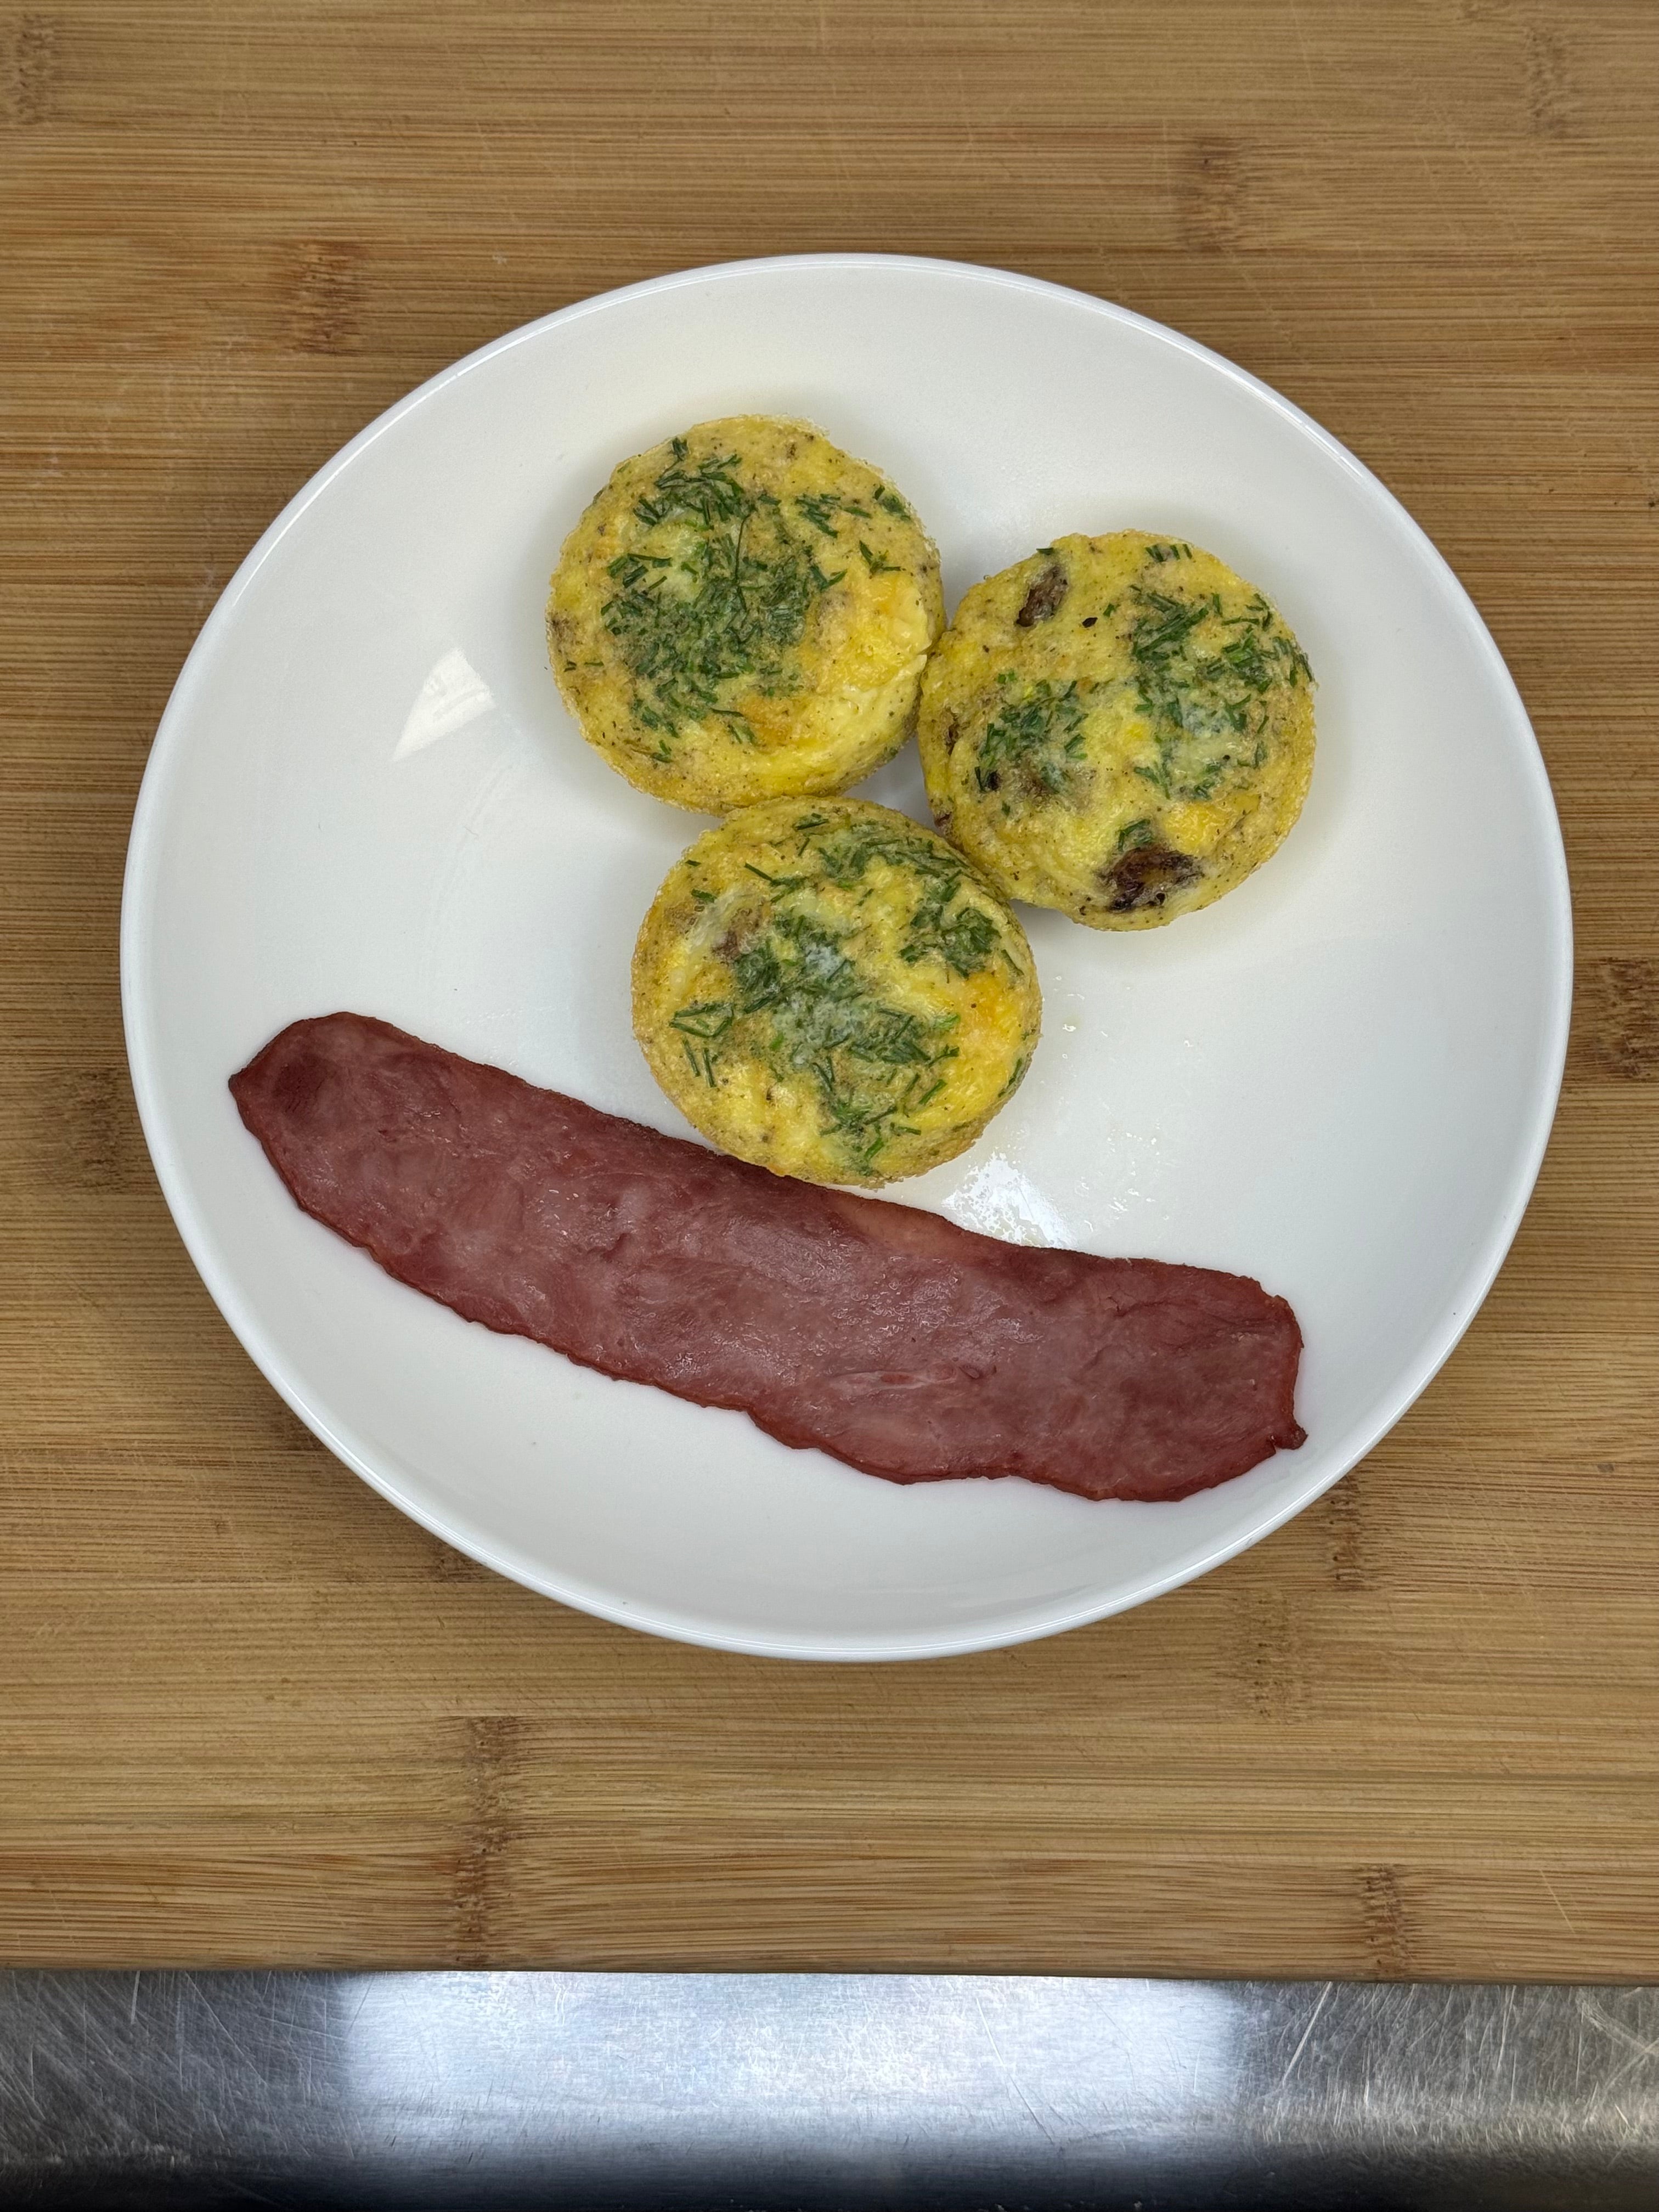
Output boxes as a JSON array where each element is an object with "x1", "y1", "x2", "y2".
[{"x1": 121, "y1": 255, "x2": 1570, "y2": 1661}]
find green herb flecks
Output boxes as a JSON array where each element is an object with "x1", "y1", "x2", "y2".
[
  {"x1": 794, "y1": 489, "x2": 871, "y2": 536},
  {"x1": 858, "y1": 539, "x2": 900, "y2": 575},
  {"x1": 602, "y1": 443, "x2": 841, "y2": 744},
  {"x1": 900, "y1": 873, "x2": 1002, "y2": 978},
  {"x1": 672, "y1": 814, "x2": 1016, "y2": 1171},
  {"x1": 674, "y1": 909, "x2": 960, "y2": 1173},
  {"x1": 1127, "y1": 580, "x2": 1311, "y2": 802},
  {"x1": 798, "y1": 814, "x2": 948, "y2": 890},
  {"x1": 873, "y1": 485, "x2": 910, "y2": 519},
  {"x1": 975, "y1": 678, "x2": 1090, "y2": 799},
  {"x1": 669, "y1": 998, "x2": 734, "y2": 1087},
  {"x1": 787, "y1": 814, "x2": 1013, "y2": 984}
]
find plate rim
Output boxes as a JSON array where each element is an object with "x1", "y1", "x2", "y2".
[{"x1": 120, "y1": 252, "x2": 1574, "y2": 1662}]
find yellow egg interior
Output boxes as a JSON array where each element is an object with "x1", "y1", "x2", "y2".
[
  {"x1": 549, "y1": 416, "x2": 943, "y2": 814},
  {"x1": 633, "y1": 798, "x2": 1041, "y2": 1187},
  {"x1": 918, "y1": 531, "x2": 1316, "y2": 929}
]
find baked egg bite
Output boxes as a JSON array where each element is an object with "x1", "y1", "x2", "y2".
[
  {"x1": 548, "y1": 416, "x2": 943, "y2": 814},
  {"x1": 917, "y1": 531, "x2": 1315, "y2": 929},
  {"x1": 633, "y1": 797, "x2": 1041, "y2": 1188}
]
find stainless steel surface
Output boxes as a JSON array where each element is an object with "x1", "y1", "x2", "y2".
[{"x1": 1, "y1": 1972, "x2": 1655, "y2": 2208}]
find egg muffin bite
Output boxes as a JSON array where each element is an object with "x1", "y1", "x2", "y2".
[
  {"x1": 918, "y1": 532, "x2": 1316, "y2": 929},
  {"x1": 548, "y1": 417, "x2": 943, "y2": 814},
  {"x1": 633, "y1": 798, "x2": 1041, "y2": 1187}
]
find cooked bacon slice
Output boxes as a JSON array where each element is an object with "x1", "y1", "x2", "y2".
[{"x1": 230, "y1": 1014, "x2": 1305, "y2": 1500}]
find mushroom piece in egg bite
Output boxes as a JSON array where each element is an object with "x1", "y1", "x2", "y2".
[
  {"x1": 548, "y1": 416, "x2": 943, "y2": 814},
  {"x1": 633, "y1": 798, "x2": 1041, "y2": 1188},
  {"x1": 917, "y1": 531, "x2": 1315, "y2": 929}
]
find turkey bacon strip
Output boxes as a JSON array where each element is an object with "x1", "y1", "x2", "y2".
[{"x1": 230, "y1": 1013, "x2": 1305, "y2": 1500}]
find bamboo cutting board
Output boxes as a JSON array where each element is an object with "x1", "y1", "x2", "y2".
[{"x1": 2, "y1": 0, "x2": 1655, "y2": 1976}]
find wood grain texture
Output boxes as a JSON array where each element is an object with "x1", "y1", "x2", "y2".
[{"x1": 2, "y1": 0, "x2": 1655, "y2": 1975}]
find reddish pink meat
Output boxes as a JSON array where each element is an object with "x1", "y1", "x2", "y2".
[{"x1": 229, "y1": 1014, "x2": 1304, "y2": 1501}]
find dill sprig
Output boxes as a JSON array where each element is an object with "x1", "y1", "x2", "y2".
[
  {"x1": 603, "y1": 441, "x2": 842, "y2": 743},
  {"x1": 791, "y1": 816, "x2": 1010, "y2": 981},
  {"x1": 672, "y1": 814, "x2": 1013, "y2": 1171},
  {"x1": 1127, "y1": 582, "x2": 1311, "y2": 801},
  {"x1": 975, "y1": 678, "x2": 1090, "y2": 798},
  {"x1": 674, "y1": 910, "x2": 958, "y2": 1171},
  {"x1": 900, "y1": 874, "x2": 1002, "y2": 978},
  {"x1": 794, "y1": 489, "x2": 871, "y2": 535}
]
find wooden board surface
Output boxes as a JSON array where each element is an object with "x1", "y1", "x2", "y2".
[{"x1": 2, "y1": 0, "x2": 1655, "y2": 1976}]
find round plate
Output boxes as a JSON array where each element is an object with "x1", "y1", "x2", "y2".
[{"x1": 121, "y1": 255, "x2": 1571, "y2": 1661}]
